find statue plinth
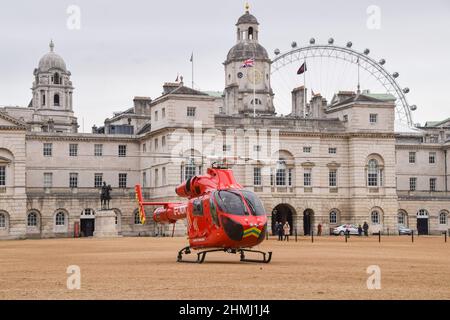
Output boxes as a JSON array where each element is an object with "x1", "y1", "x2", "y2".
[{"x1": 94, "y1": 209, "x2": 120, "y2": 238}]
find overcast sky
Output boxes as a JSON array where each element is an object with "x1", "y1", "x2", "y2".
[{"x1": 0, "y1": 0, "x2": 449, "y2": 132}]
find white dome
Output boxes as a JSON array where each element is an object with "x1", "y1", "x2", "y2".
[{"x1": 38, "y1": 41, "x2": 67, "y2": 72}]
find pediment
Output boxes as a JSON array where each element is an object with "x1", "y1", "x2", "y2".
[{"x1": 0, "y1": 111, "x2": 27, "y2": 129}]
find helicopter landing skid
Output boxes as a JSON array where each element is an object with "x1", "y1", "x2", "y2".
[
  {"x1": 238, "y1": 248, "x2": 273, "y2": 264},
  {"x1": 176, "y1": 246, "x2": 272, "y2": 264}
]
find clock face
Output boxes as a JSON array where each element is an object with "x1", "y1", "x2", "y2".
[
  {"x1": 237, "y1": 72, "x2": 244, "y2": 79},
  {"x1": 248, "y1": 69, "x2": 263, "y2": 85}
]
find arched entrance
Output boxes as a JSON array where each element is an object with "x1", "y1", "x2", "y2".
[
  {"x1": 417, "y1": 209, "x2": 429, "y2": 235},
  {"x1": 303, "y1": 209, "x2": 314, "y2": 235},
  {"x1": 271, "y1": 204, "x2": 295, "y2": 235},
  {"x1": 80, "y1": 209, "x2": 95, "y2": 237}
]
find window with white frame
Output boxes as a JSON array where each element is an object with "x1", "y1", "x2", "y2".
[
  {"x1": 69, "y1": 173, "x2": 78, "y2": 188},
  {"x1": 275, "y1": 161, "x2": 286, "y2": 186},
  {"x1": 417, "y1": 209, "x2": 428, "y2": 218},
  {"x1": 367, "y1": 159, "x2": 380, "y2": 187},
  {"x1": 329, "y1": 169, "x2": 337, "y2": 187},
  {"x1": 69, "y1": 144, "x2": 78, "y2": 156},
  {"x1": 187, "y1": 107, "x2": 196, "y2": 117},
  {"x1": 119, "y1": 173, "x2": 127, "y2": 188},
  {"x1": 154, "y1": 138, "x2": 158, "y2": 150},
  {"x1": 369, "y1": 113, "x2": 378, "y2": 124},
  {"x1": 398, "y1": 211, "x2": 406, "y2": 225},
  {"x1": 439, "y1": 212, "x2": 448, "y2": 225},
  {"x1": 142, "y1": 143, "x2": 146, "y2": 152},
  {"x1": 43, "y1": 143, "x2": 52, "y2": 157},
  {"x1": 162, "y1": 136, "x2": 166, "y2": 148},
  {"x1": 154, "y1": 110, "x2": 158, "y2": 121},
  {"x1": 409, "y1": 177, "x2": 416, "y2": 191},
  {"x1": 430, "y1": 178, "x2": 436, "y2": 191},
  {"x1": 253, "y1": 167, "x2": 261, "y2": 186},
  {"x1": 162, "y1": 108, "x2": 166, "y2": 118},
  {"x1": 94, "y1": 144, "x2": 103, "y2": 156},
  {"x1": 304, "y1": 168, "x2": 312, "y2": 187},
  {"x1": 371, "y1": 210, "x2": 380, "y2": 224},
  {"x1": 118, "y1": 145, "x2": 127, "y2": 157},
  {"x1": 328, "y1": 147, "x2": 337, "y2": 154},
  {"x1": 55, "y1": 212, "x2": 65, "y2": 226},
  {"x1": 0, "y1": 213, "x2": 5, "y2": 228},
  {"x1": 429, "y1": 152, "x2": 436, "y2": 164},
  {"x1": 184, "y1": 159, "x2": 196, "y2": 181},
  {"x1": 44, "y1": 172, "x2": 53, "y2": 188},
  {"x1": 329, "y1": 211, "x2": 338, "y2": 224},
  {"x1": 409, "y1": 152, "x2": 416, "y2": 164},
  {"x1": 0, "y1": 166, "x2": 5, "y2": 186},
  {"x1": 223, "y1": 144, "x2": 231, "y2": 152},
  {"x1": 27, "y1": 212, "x2": 38, "y2": 227},
  {"x1": 303, "y1": 146, "x2": 311, "y2": 153},
  {"x1": 94, "y1": 173, "x2": 103, "y2": 188}
]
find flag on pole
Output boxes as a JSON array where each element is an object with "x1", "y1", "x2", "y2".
[
  {"x1": 240, "y1": 58, "x2": 254, "y2": 68},
  {"x1": 175, "y1": 73, "x2": 179, "y2": 82},
  {"x1": 190, "y1": 52, "x2": 193, "y2": 62},
  {"x1": 311, "y1": 89, "x2": 315, "y2": 96},
  {"x1": 297, "y1": 62, "x2": 307, "y2": 75}
]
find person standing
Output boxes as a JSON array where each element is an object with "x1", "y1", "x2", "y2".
[
  {"x1": 358, "y1": 224, "x2": 363, "y2": 236},
  {"x1": 363, "y1": 222, "x2": 369, "y2": 236},
  {"x1": 283, "y1": 222, "x2": 290, "y2": 241},
  {"x1": 277, "y1": 222, "x2": 283, "y2": 241},
  {"x1": 317, "y1": 223, "x2": 322, "y2": 236}
]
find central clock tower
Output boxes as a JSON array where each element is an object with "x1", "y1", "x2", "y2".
[{"x1": 223, "y1": 6, "x2": 275, "y2": 115}]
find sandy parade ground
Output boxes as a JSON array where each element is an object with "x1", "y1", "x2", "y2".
[{"x1": 0, "y1": 235, "x2": 449, "y2": 300}]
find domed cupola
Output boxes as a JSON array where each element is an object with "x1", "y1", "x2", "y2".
[
  {"x1": 30, "y1": 40, "x2": 77, "y2": 133},
  {"x1": 223, "y1": 4, "x2": 275, "y2": 116},
  {"x1": 38, "y1": 40, "x2": 67, "y2": 72}
]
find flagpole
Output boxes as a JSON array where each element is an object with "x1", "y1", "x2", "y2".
[
  {"x1": 253, "y1": 44, "x2": 256, "y2": 118},
  {"x1": 303, "y1": 58, "x2": 306, "y2": 118},
  {"x1": 191, "y1": 52, "x2": 194, "y2": 89},
  {"x1": 357, "y1": 56, "x2": 360, "y2": 94}
]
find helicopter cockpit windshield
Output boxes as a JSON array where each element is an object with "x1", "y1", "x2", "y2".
[{"x1": 214, "y1": 190, "x2": 266, "y2": 216}]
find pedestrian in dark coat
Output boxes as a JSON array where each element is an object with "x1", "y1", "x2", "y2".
[{"x1": 363, "y1": 222, "x2": 369, "y2": 236}]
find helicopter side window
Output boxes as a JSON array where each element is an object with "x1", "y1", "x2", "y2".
[
  {"x1": 193, "y1": 199, "x2": 203, "y2": 216},
  {"x1": 209, "y1": 196, "x2": 220, "y2": 226},
  {"x1": 214, "y1": 190, "x2": 247, "y2": 216},
  {"x1": 242, "y1": 190, "x2": 266, "y2": 216}
]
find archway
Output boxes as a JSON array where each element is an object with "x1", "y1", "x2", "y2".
[
  {"x1": 271, "y1": 204, "x2": 295, "y2": 235},
  {"x1": 303, "y1": 209, "x2": 314, "y2": 235}
]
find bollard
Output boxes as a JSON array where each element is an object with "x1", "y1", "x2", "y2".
[
  {"x1": 444, "y1": 231, "x2": 447, "y2": 243},
  {"x1": 411, "y1": 230, "x2": 414, "y2": 243},
  {"x1": 311, "y1": 230, "x2": 314, "y2": 243},
  {"x1": 378, "y1": 231, "x2": 381, "y2": 243},
  {"x1": 295, "y1": 228, "x2": 298, "y2": 242},
  {"x1": 345, "y1": 232, "x2": 348, "y2": 243},
  {"x1": 387, "y1": 228, "x2": 389, "y2": 236},
  {"x1": 266, "y1": 229, "x2": 269, "y2": 240}
]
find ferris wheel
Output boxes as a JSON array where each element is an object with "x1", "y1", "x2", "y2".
[{"x1": 270, "y1": 38, "x2": 417, "y2": 130}]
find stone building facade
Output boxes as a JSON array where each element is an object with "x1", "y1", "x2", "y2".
[{"x1": 0, "y1": 9, "x2": 449, "y2": 239}]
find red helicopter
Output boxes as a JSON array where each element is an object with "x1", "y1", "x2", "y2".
[{"x1": 135, "y1": 163, "x2": 272, "y2": 263}]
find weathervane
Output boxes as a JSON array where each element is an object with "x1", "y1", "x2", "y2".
[{"x1": 245, "y1": 2, "x2": 250, "y2": 12}]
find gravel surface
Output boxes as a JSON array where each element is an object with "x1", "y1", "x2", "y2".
[{"x1": 0, "y1": 236, "x2": 449, "y2": 299}]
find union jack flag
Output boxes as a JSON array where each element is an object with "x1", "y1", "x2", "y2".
[{"x1": 240, "y1": 58, "x2": 254, "y2": 68}]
